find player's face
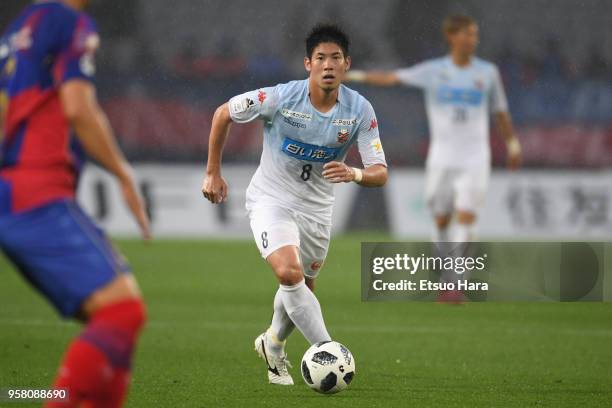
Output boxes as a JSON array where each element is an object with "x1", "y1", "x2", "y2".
[
  {"x1": 448, "y1": 24, "x2": 479, "y2": 56},
  {"x1": 304, "y1": 43, "x2": 351, "y2": 92}
]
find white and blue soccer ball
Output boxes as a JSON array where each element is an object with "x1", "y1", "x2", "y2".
[{"x1": 300, "y1": 341, "x2": 355, "y2": 394}]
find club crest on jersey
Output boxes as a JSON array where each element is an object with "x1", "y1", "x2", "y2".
[
  {"x1": 474, "y1": 79, "x2": 484, "y2": 90},
  {"x1": 258, "y1": 90, "x2": 267, "y2": 103},
  {"x1": 337, "y1": 129, "x2": 350, "y2": 144}
]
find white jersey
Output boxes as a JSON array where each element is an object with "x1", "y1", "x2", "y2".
[
  {"x1": 228, "y1": 79, "x2": 386, "y2": 225},
  {"x1": 396, "y1": 56, "x2": 508, "y2": 168}
]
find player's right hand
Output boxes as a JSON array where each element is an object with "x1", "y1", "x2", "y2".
[
  {"x1": 119, "y1": 175, "x2": 152, "y2": 241},
  {"x1": 202, "y1": 173, "x2": 228, "y2": 204}
]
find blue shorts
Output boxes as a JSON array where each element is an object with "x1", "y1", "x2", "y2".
[{"x1": 0, "y1": 199, "x2": 130, "y2": 317}]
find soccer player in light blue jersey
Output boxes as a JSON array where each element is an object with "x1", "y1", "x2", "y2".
[
  {"x1": 201, "y1": 24, "x2": 388, "y2": 385},
  {"x1": 348, "y1": 15, "x2": 521, "y2": 245}
]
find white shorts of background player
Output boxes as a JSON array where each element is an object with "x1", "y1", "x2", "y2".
[{"x1": 425, "y1": 165, "x2": 490, "y2": 216}]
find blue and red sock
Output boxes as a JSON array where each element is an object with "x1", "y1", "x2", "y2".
[{"x1": 45, "y1": 299, "x2": 146, "y2": 408}]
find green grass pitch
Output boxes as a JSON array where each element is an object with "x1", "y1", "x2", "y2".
[{"x1": 1, "y1": 236, "x2": 611, "y2": 407}]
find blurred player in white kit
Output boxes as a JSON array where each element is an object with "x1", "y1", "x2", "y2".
[{"x1": 348, "y1": 15, "x2": 521, "y2": 243}]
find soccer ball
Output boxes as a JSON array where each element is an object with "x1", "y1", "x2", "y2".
[{"x1": 300, "y1": 341, "x2": 355, "y2": 394}]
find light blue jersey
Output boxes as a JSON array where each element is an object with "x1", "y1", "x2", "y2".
[
  {"x1": 228, "y1": 79, "x2": 386, "y2": 225},
  {"x1": 396, "y1": 56, "x2": 508, "y2": 168}
]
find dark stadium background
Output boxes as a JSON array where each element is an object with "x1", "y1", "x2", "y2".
[
  {"x1": 4, "y1": 0, "x2": 611, "y2": 165},
  {"x1": 5, "y1": 0, "x2": 612, "y2": 235}
]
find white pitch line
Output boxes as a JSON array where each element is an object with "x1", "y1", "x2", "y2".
[{"x1": 0, "y1": 318, "x2": 611, "y2": 337}]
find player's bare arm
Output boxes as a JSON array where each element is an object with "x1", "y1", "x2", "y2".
[
  {"x1": 60, "y1": 79, "x2": 151, "y2": 239},
  {"x1": 322, "y1": 162, "x2": 387, "y2": 186},
  {"x1": 201, "y1": 102, "x2": 232, "y2": 204},
  {"x1": 345, "y1": 70, "x2": 401, "y2": 87},
  {"x1": 494, "y1": 111, "x2": 522, "y2": 170}
]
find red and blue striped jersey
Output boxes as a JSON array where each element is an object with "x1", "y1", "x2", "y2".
[{"x1": 0, "y1": 1, "x2": 98, "y2": 214}]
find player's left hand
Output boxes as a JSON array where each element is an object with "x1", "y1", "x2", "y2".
[{"x1": 322, "y1": 161, "x2": 355, "y2": 183}]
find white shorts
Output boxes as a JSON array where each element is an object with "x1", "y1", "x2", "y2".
[
  {"x1": 248, "y1": 205, "x2": 331, "y2": 279},
  {"x1": 425, "y1": 166, "x2": 490, "y2": 216}
]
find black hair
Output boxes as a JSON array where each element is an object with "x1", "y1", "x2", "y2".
[
  {"x1": 442, "y1": 14, "x2": 477, "y2": 36},
  {"x1": 305, "y1": 23, "x2": 350, "y2": 58}
]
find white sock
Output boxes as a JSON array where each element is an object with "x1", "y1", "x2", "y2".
[
  {"x1": 280, "y1": 280, "x2": 331, "y2": 345},
  {"x1": 453, "y1": 222, "x2": 476, "y2": 242},
  {"x1": 432, "y1": 225, "x2": 450, "y2": 242},
  {"x1": 269, "y1": 288, "x2": 295, "y2": 353}
]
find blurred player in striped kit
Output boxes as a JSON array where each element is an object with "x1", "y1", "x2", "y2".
[{"x1": 0, "y1": 1, "x2": 150, "y2": 405}]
